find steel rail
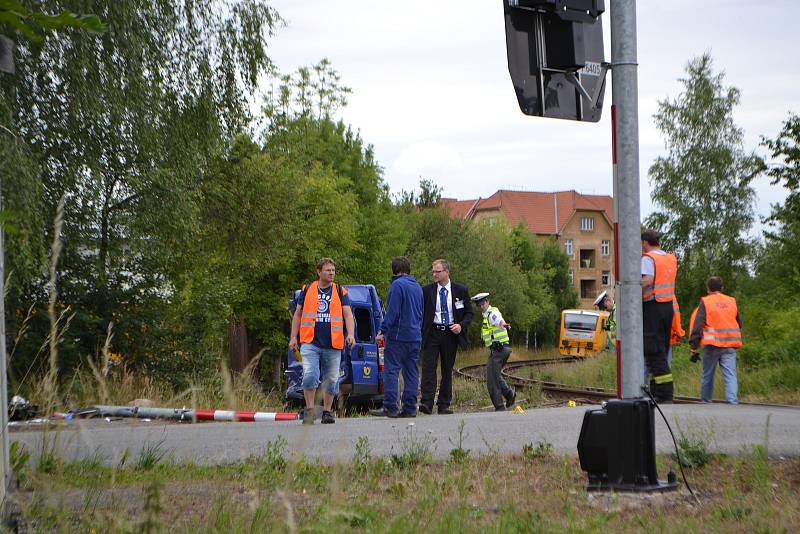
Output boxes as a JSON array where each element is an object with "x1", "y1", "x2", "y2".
[{"x1": 456, "y1": 358, "x2": 800, "y2": 409}]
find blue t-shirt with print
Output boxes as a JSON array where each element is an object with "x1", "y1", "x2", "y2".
[{"x1": 297, "y1": 284, "x2": 350, "y2": 349}]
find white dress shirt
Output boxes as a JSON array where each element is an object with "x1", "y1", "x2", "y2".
[{"x1": 434, "y1": 280, "x2": 453, "y2": 325}]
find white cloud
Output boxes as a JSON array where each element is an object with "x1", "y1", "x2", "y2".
[{"x1": 389, "y1": 141, "x2": 465, "y2": 189}]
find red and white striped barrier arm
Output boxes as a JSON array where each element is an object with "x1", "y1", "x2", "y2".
[{"x1": 192, "y1": 410, "x2": 298, "y2": 422}]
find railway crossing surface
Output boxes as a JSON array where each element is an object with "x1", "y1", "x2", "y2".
[{"x1": 10, "y1": 403, "x2": 799, "y2": 466}]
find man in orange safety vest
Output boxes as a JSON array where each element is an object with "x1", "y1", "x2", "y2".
[
  {"x1": 689, "y1": 276, "x2": 742, "y2": 404},
  {"x1": 289, "y1": 258, "x2": 356, "y2": 424},
  {"x1": 641, "y1": 229, "x2": 678, "y2": 402}
]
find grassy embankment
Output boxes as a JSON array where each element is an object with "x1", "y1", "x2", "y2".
[
  {"x1": 8, "y1": 431, "x2": 799, "y2": 532},
  {"x1": 19, "y1": 342, "x2": 799, "y2": 418},
  {"x1": 508, "y1": 345, "x2": 800, "y2": 405}
]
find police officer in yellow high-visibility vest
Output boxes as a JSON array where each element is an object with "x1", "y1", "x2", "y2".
[{"x1": 472, "y1": 293, "x2": 516, "y2": 411}]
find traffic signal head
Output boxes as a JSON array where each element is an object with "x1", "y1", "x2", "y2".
[{"x1": 503, "y1": 0, "x2": 606, "y2": 122}]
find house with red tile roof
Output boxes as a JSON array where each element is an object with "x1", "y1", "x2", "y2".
[{"x1": 441, "y1": 190, "x2": 615, "y2": 308}]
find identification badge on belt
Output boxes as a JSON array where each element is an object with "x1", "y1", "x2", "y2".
[{"x1": 455, "y1": 299, "x2": 464, "y2": 310}]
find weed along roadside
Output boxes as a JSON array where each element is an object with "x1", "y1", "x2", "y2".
[{"x1": 5, "y1": 420, "x2": 800, "y2": 531}]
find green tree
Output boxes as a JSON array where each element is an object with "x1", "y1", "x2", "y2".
[
  {"x1": 2, "y1": 0, "x2": 281, "y2": 379},
  {"x1": 174, "y1": 135, "x2": 359, "y2": 382},
  {"x1": 509, "y1": 226, "x2": 576, "y2": 346},
  {"x1": 743, "y1": 112, "x2": 800, "y2": 307},
  {"x1": 0, "y1": 1, "x2": 103, "y2": 42},
  {"x1": 759, "y1": 112, "x2": 800, "y2": 291},
  {"x1": 263, "y1": 61, "x2": 406, "y2": 297},
  {"x1": 403, "y1": 209, "x2": 533, "y2": 346},
  {"x1": 1, "y1": 1, "x2": 106, "y2": 368},
  {"x1": 396, "y1": 178, "x2": 443, "y2": 209},
  {"x1": 645, "y1": 54, "x2": 762, "y2": 305}
]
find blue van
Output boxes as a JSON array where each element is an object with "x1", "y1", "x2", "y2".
[{"x1": 285, "y1": 284, "x2": 384, "y2": 407}]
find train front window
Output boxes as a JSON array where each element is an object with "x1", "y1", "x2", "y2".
[{"x1": 565, "y1": 314, "x2": 597, "y2": 331}]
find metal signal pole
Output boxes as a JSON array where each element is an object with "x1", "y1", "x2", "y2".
[
  {"x1": 0, "y1": 186, "x2": 7, "y2": 511},
  {"x1": 610, "y1": 0, "x2": 645, "y2": 399},
  {"x1": 0, "y1": 34, "x2": 15, "y2": 513}
]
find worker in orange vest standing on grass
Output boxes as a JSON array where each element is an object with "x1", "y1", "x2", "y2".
[{"x1": 689, "y1": 276, "x2": 743, "y2": 404}]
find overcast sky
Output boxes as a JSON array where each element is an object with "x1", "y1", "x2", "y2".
[{"x1": 267, "y1": 0, "x2": 799, "y2": 221}]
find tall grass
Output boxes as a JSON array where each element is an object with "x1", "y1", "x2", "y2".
[
  {"x1": 517, "y1": 344, "x2": 800, "y2": 404},
  {"x1": 34, "y1": 366, "x2": 286, "y2": 412}
]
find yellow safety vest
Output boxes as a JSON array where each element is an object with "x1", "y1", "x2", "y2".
[{"x1": 481, "y1": 307, "x2": 510, "y2": 347}]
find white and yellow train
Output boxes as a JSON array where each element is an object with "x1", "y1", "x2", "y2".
[{"x1": 558, "y1": 309, "x2": 611, "y2": 357}]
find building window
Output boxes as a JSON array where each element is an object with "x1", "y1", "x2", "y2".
[
  {"x1": 581, "y1": 217, "x2": 594, "y2": 231},
  {"x1": 565, "y1": 239, "x2": 573, "y2": 257},
  {"x1": 580, "y1": 279, "x2": 597, "y2": 299},
  {"x1": 601, "y1": 240, "x2": 610, "y2": 256},
  {"x1": 579, "y1": 249, "x2": 595, "y2": 269},
  {"x1": 602, "y1": 271, "x2": 611, "y2": 286},
  {"x1": 568, "y1": 270, "x2": 573, "y2": 284}
]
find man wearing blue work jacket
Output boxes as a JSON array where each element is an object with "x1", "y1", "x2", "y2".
[{"x1": 371, "y1": 256, "x2": 424, "y2": 418}]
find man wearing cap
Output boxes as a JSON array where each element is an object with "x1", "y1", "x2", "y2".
[
  {"x1": 593, "y1": 290, "x2": 615, "y2": 351},
  {"x1": 473, "y1": 293, "x2": 515, "y2": 411},
  {"x1": 420, "y1": 259, "x2": 473, "y2": 415}
]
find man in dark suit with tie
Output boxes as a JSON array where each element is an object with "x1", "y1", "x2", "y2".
[{"x1": 419, "y1": 259, "x2": 474, "y2": 414}]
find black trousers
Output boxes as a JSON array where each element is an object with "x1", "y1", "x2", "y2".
[
  {"x1": 642, "y1": 299, "x2": 674, "y2": 401},
  {"x1": 420, "y1": 328, "x2": 459, "y2": 410}
]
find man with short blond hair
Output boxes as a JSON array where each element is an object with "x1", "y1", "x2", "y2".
[{"x1": 289, "y1": 258, "x2": 355, "y2": 424}]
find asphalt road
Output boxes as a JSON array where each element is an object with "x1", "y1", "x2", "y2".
[{"x1": 9, "y1": 403, "x2": 799, "y2": 466}]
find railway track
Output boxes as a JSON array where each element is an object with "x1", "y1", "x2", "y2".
[{"x1": 456, "y1": 357, "x2": 800, "y2": 408}]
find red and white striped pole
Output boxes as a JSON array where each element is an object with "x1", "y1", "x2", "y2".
[
  {"x1": 193, "y1": 409, "x2": 298, "y2": 422},
  {"x1": 93, "y1": 405, "x2": 299, "y2": 422}
]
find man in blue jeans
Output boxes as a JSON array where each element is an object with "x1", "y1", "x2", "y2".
[
  {"x1": 289, "y1": 258, "x2": 355, "y2": 424},
  {"x1": 689, "y1": 276, "x2": 743, "y2": 404},
  {"x1": 371, "y1": 256, "x2": 423, "y2": 418}
]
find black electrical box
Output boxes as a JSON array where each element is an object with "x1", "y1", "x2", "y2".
[{"x1": 577, "y1": 399, "x2": 677, "y2": 492}]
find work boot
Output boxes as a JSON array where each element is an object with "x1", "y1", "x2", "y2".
[
  {"x1": 301, "y1": 407, "x2": 314, "y2": 425},
  {"x1": 495, "y1": 406, "x2": 506, "y2": 412},
  {"x1": 321, "y1": 410, "x2": 336, "y2": 424},
  {"x1": 653, "y1": 382, "x2": 674, "y2": 404},
  {"x1": 437, "y1": 407, "x2": 453, "y2": 415},
  {"x1": 370, "y1": 408, "x2": 398, "y2": 418},
  {"x1": 504, "y1": 389, "x2": 516, "y2": 408},
  {"x1": 418, "y1": 405, "x2": 432, "y2": 415}
]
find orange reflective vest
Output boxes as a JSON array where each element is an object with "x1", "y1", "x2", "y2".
[
  {"x1": 670, "y1": 299, "x2": 685, "y2": 345},
  {"x1": 699, "y1": 293, "x2": 742, "y2": 348},
  {"x1": 642, "y1": 251, "x2": 677, "y2": 302},
  {"x1": 299, "y1": 281, "x2": 346, "y2": 349}
]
